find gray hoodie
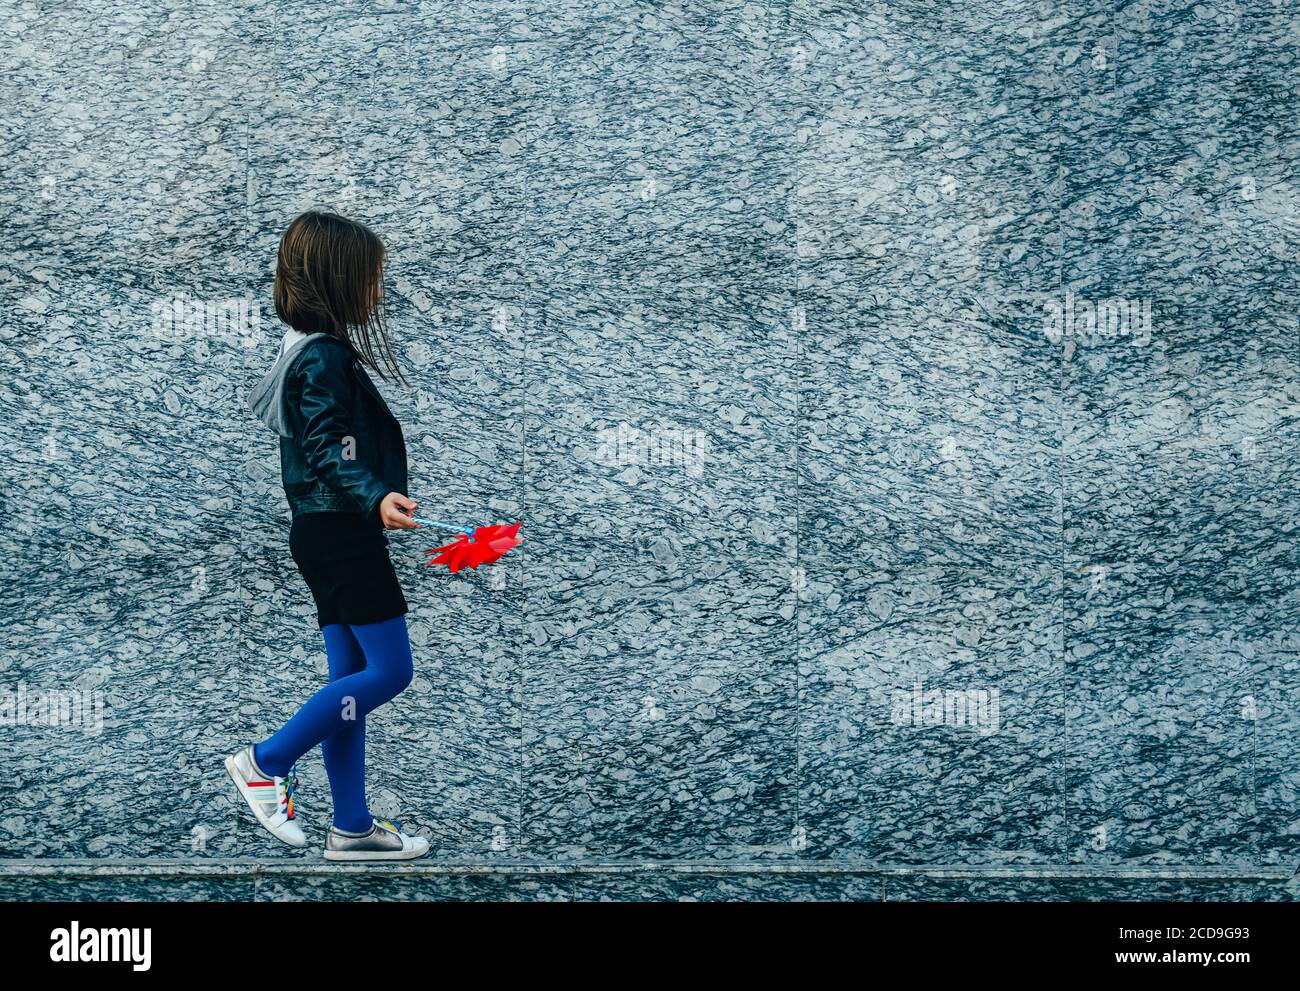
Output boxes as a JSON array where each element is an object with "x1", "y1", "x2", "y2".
[{"x1": 248, "y1": 330, "x2": 331, "y2": 437}]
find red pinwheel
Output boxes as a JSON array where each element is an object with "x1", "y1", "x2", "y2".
[{"x1": 422, "y1": 521, "x2": 522, "y2": 573}]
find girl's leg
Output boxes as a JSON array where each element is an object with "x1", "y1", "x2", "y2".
[
  {"x1": 252, "y1": 616, "x2": 414, "y2": 792},
  {"x1": 317, "y1": 625, "x2": 373, "y2": 833},
  {"x1": 324, "y1": 620, "x2": 416, "y2": 833}
]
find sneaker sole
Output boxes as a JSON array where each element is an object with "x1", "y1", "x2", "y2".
[
  {"x1": 224, "y1": 754, "x2": 308, "y2": 848},
  {"x1": 322, "y1": 842, "x2": 431, "y2": 862}
]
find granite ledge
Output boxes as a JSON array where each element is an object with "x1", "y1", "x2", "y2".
[{"x1": 1, "y1": 859, "x2": 1293, "y2": 880}]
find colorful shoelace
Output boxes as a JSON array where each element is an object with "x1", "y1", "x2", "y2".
[{"x1": 281, "y1": 764, "x2": 299, "y2": 820}]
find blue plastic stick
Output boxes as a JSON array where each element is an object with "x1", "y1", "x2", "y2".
[{"x1": 411, "y1": 516, "x2": 476, "y2": 536}]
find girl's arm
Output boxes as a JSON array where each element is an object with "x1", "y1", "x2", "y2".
[{"x1": 288, "y1": 342, "x2": 411, "y2": 526}]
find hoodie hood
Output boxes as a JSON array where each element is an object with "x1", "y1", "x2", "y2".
[{"x1": 249, "y1": 330, "x2": 331, "y2": 436}]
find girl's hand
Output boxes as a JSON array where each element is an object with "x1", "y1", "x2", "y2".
[{"x1": 379, "y1": 492, "x2": 420, "y2": 529}]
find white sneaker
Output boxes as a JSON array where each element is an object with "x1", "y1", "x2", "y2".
[
  {"x1": 323, "y1": 817, "x2": 430, "y2": 862},
  {"x1": 224, "y1": 745, "x2": 307, "y2": 848}
]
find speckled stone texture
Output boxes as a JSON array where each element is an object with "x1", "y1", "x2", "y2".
[{"x1": 0, "y1": 1, "x2": 1296, "y2": 900}]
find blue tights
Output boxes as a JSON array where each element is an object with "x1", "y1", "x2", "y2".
[{"x1": 254, "y1": 616, "x2": 413, "y2": 833}]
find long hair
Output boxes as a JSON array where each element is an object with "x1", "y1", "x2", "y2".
[{"x1": 273, "y1": 210, "x2": 406, "y2": 384}]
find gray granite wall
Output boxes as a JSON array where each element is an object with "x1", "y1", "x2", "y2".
[{"x1": 1, "y1": 1, "x2": 1296, "y2": 888}]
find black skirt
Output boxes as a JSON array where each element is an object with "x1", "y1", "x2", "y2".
[{"x1": 289, "y1": 511, "x2": 409, "y2": 629}]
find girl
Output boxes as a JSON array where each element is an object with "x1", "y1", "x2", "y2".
[{"x1": 226, "y1": 210, "x2": 430, "y2": 861}]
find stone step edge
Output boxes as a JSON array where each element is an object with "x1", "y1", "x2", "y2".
[{"x1": 0, "y1": 860, "x2": 1294, "y2": 880}]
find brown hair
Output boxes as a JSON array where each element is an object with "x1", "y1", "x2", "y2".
[{"x1": 274, "y1": 210, "x2": 406, "y2": 384}]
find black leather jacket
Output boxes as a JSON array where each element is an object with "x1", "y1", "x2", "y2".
[{"x1": 279, "y1": 335, "x2": 408, "y2": 524}]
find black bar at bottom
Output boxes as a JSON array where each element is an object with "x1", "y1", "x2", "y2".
[{"x1": 0, "y1": 899, "x2": 1289, "y2": 977}]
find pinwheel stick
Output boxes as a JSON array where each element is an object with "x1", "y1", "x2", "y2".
[{"x1": 410, "y1": 517, "x2": 475, "y2": 536}]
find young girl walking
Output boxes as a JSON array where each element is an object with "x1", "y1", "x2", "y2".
[{"x1": 226, "y1": 210, "x2": 430, "y2": 861}]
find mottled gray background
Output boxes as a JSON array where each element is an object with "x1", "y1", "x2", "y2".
[{"x1": 1, "y1": 1, "x2": 1297, "y2": 900}]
